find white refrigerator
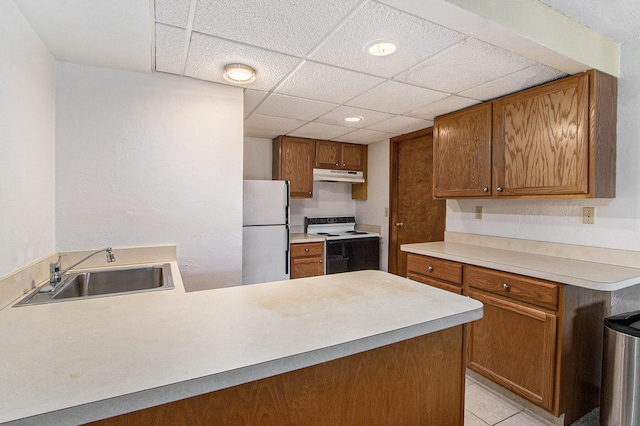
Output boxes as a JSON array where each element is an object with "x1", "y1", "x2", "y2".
[{"x1": 242, "y1": 180, "x2": 290, "y2": 285}]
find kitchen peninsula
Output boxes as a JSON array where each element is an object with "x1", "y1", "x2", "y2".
[{"x1": 1, "y1": 268, "x2": 482, "y2": 425}]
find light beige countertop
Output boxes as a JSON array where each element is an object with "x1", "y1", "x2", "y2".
[
  {"x1": 290, "y1": 233, "x2": 325, "y2": 243},
  {"x1": 0, "y1": 268, "x2": 482, "y2": 425},
  {"x1": 402, "y1": 241, "x2": 640, "y2": 291}
]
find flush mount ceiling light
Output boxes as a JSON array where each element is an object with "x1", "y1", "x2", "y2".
[
  {"x1": 345, "y1": 116, "x2": 364, "y2": 122},
  {"x1": 223, "y1": 64, "x2": 256, "y2": 84},
  {"x1": 366, "y1": 41, "x2": 397, "y2": 57}
]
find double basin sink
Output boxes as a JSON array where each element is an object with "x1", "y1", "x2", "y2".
[{"x1": 15, "y1": 263, "x2": 174, "y2": 306}]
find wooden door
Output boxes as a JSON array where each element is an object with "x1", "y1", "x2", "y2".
[
  {"x1": 493, "y1": 73, "x2": 589, "y2": 196},
  {"x1": 341, "y1": 143, "x2": 364, "y2": 170},
  {"x1": 291, "y1": 257, "x2": 324, "y2": 279},
  {"x1": 466, "y1": 290, "x2": 557, "y2": 411},
  {"x1": 389, "y1": 128, "x2": 446, "y2": 277},
  {"x1": 273, "y1": 136, "x2": 314, "y2": 198},
  {"x1": 315, "y1": 140, "x2": 341, "y2": 169},
  {"x1": 433, "y1": 103, "x2": 492, "y2": 198}
]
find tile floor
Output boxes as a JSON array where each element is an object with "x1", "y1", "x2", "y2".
[{"x1": 464, "y1": 375, "x2": 599, "y2": 426}]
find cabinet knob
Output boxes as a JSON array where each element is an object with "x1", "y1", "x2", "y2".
[
  {"x1": 502, "y1": 283, "x2": 509, "y2": 290},
  {"x1": 319, "y1": 260, "x2": 323, "y2": 264},
  {"x1": 428, "y1": 266, "x2": 433, "y2": 272},
  {"x1": 342, "y1": 163, "x2": 346, "y2": 167},
  {"x1": 308, "y1": 191, "x2": 312, "y2": 195},
  {"x1": 483, "y1": 187, "x2": 488, "y2": 192},
  {"x1": 396, "y1": 222, "x2": 404, "y2": 228},
  {"x1": 497, "y1": 186, "x2": 503, "y2": 192},
  {"x1": 305, "y1": 248, "x2": 309, "y2": 252},
  {"x1": 335, "y1": 163, "x2": 339, "y2": 166}
]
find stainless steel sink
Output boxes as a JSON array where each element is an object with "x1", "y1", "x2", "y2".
[{"x1": 14, "y1": 263, "x2": 174, "y2": 306}]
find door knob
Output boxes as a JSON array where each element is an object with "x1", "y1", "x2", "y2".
[{"x1": 396, "y1": 222, "x2": 404, "y2": 227}]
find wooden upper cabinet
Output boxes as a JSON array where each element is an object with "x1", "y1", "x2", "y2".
[
  {"x1": 493, "y1": 73, "x2": 589, "y2": 196},
  {"x1": 315, "y1": 141, "x2": 365, "y2": 171},
  {"x1": 433, "y1": 69, "x2": 617, "y2": 199},
  {"x1": 433, "y1": 103, "x2": 492, "y2": 198},
  {"x1": 341, "y1": 143, "x2": 365, "y2": 170},
  {"x1": 272, "y1": 136, "x2": 315, "y2": 198}
]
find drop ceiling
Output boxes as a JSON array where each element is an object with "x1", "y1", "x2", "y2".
[{"x1": 14, "y1": 0, "x2": 629, "y2": 144}]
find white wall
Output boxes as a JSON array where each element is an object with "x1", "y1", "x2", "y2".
[
  {"x1": 0, "y1": 1, "x2": 56, "y2": 279},
  {"x1": 243, "y1": 137, "x2": 272, "y2": 180},
  {"x1": 55, "y1": 63, "x2": 244, "y2": 289},
  {"x1": 446, "y1": 37, "x2": 640, "y2": 252},
  {"x1": 356, "y1": 140, "x2": 390, "y2": 271}
]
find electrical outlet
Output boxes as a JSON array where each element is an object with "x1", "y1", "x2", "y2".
[
  {"x1": 583, "y1": 207, "x2": 595, "y2": 224},
  {"x1": 475, "y1": 206, "x2": 483, "y2": 219},
  {"x1": 385, "y1": 207, "x2": 389, "y2": 217}
]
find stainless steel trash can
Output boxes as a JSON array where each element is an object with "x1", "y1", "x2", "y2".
[{"x1": 601, "y1": 311, "x2": 640, "y2": 426}]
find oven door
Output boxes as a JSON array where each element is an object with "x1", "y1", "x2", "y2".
[{"x1": 326, "y1": 237, "x2": 380, "y2": 274}]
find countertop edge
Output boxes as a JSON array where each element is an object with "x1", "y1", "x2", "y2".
[
  {"x1": 10, "y1": 304, "x2": 483, "y2": 425},
  {"x1": 401, "y1": 242, "x2": 640, "y2": 291}
]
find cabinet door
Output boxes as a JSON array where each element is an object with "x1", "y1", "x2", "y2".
[
  {"x1": 467, "y1": 290, "x2": 557, "y2": 411},
  {"x1": 315, "y1": 141, "x2": 341, "y2": 169},
  {"x1": 493, "y1": 73, "x2": 589, "y2": 196},
  {"x1": 291, "y1": 257, "x2": 323, "y2": 279},
  {"x1": 341, "y1": 143, "x2": 364, "y2": 171},
  {"x1": 275, "y1": 137, "x2": 314, "y2": 198},
  {"x1": 433, "y1": 103, "x2": 492, "y2": 198}
]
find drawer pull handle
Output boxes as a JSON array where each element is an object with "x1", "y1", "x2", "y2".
[
  {"x1": 497, "y1": 186, "x2": 503, "y2": 192},
  {"x1": 483, "y1": 187, "x2": 488, "y2": 192},
  {"x1": 305, "y1": 248, "x2": 309, "y2": 252},
  {"x1": 502, "y1": 283, "x2": 509, "y2": 290},
  {"x1": 428, "y1": 266, "x2": 433, "y2": 272}
]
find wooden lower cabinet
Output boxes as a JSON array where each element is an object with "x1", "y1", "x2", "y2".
[
  {"x1": 466, "y1": 289, "x2": 557, "y2": 411},
  {"x1": 406, "y1": 253, "x2": 608, "y2": 425},
  {"x1": 290, "y1": 242, "x2": 324, "y2": 279},
  {"x1": 89, "y1": 327, "x2": 466, "y2": 426}
]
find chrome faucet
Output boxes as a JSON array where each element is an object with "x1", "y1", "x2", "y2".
[{"x1": 43, "y1": 247, "x2": 116, "y2": 293}]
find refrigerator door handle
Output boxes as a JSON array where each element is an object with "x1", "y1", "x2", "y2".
[
  {"x1": 285, "y1": 225, "x2": 290, "y2": 275},
  {"x1": 285, "y1": 180, "x2": 290, "y2": 223}
]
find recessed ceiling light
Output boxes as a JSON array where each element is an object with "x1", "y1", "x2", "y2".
[
  {"x1": 366, "y1": 41, "x2": 397, "y2": 57},
  {"x1": 223, "y1": 64, "x2": 256, "y2": 84},
  {"x1": 345, "y1": 116, "x2": 364, "y2": 122}
]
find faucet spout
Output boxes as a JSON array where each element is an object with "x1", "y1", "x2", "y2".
[{"x1": 45, "y1": 247, "x2": 116, "y2": 292}]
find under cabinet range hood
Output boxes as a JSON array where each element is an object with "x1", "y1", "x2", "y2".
[{"x1": 313, "y1": 168, "x2": 365, "y2": 184}]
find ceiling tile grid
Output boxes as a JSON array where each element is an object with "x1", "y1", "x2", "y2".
[
  {"x1": 275, "y1": 61, "x2": 385, "y2": 104},
  {"x1": 155, "y1": 0, "x2": 191, "y2": 28},
  {"x1": 310, "y1": 1, "x2": 466, "y2": 78},
  {"x1": 254, "y1": 94, "x2": 338, "y2": 121},
  {"x1": 394, "y1": 38, "x2": 536, "y2": 94},
  {"x1": 155, "y1": 24, "x2": 186, "y2": 75},
  {"x1": 192, "y1": 0, "x2": 363, "y2": 57},
  {"x1": 151, "y1": 0, "x2": 569, "y2": 143},
  {"x1": 184, "y1": 32, "x2": 300, "y2": 92},
  {"x1": 346, "y1": 80, "x2": 449, "y2": 115}
]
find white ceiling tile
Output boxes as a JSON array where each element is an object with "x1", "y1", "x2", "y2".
[
  {"x1": 244, "y1": 89, "x2": 269, "y2": 114},
  {"x1": 255, "y1": 94, "x2": 338, "y2": 121},
  {"x1": 244, "y1": 128, "x2": 282, "y2": 139},
  {"x1": 288, "y1": 122, "x2": 353, "y2": 140},
  {"x1": 276, "y1": 61, "x2": 385, "y2": 104},
  {"x1": 346, "y1": 80, "x2": 448, "y2": 115},
  {"x1": 316, "y1": 106, "x2": 394, "y2": 129},
  {"x1": 367, "y1": 116, "x2": 432, "y2": 134},
  {"x1": 185, "y1": 33, "x2": 300, "y2": 91},
  {"x1": 459, "y1": 64, "x2": 568, "y2": 101},
  {"x1": 155, "y1": 24, "x2": 185, "y2": 75},
  {"x1": 394, "y1": 38, "x2": 536, "y2": 93},
  {"x1": 244, "y1": 114, "x2": 306, "y2": 135},
  {"x1": 155, "y1": 0, "x2": 190, "y2": 27},
  {"x1": 336, "y1": 129, "x2": 396, "y2": 144},
  {"x1": 406, "y1": 95, "x2": 480, "y2": 120},
  {"x1": 192, "y1": 0, "x2": 361, "y2": 56},
  {"x1": 311, "y1": 1, "x2": 465, "y2": 78}
]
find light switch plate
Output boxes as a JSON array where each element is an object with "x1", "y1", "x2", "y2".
[{"x1": 475, "y1": 206, "x2": 483, "y2": 219}]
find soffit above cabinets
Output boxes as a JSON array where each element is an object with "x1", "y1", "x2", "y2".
[{"x1": 16, "y1": 0, "x2": 625, "y2": 144}]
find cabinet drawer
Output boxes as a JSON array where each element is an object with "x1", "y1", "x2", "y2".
[
  {"x1": 407, "y1": 272, "x2": 463, "y2": 295},
  {"x1": 465, "y1": 266, "x2": 559, "y2": 310},
  {"x1": 407, "y1": 254, "x2": 462, "y2": 285},
  {"x1": 291, "y1": 242, "x2": 323, "y2": 258}
]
